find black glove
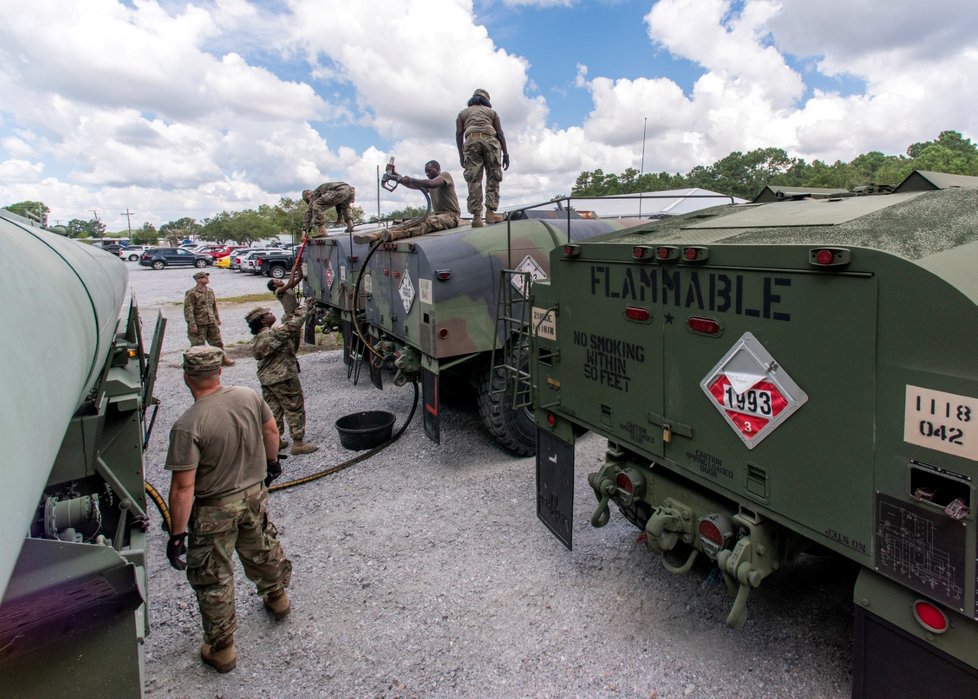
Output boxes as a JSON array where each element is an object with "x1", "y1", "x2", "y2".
[
  {"x1": 167, "y1": 532, "x2": 188, "y2": 570},
  {"x1": 265, "y1": 458, "x2": 283, "y2": 487},
  {"x1": 502, "y1": 153, "x2": 510, "y2": 170}
]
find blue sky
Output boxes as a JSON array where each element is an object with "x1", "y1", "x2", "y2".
[{"x1": 0, "y1": 0, "x2": 975, "y2": 228}]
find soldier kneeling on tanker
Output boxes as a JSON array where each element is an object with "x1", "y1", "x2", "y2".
[
  {"x1": 246, "y1": 300, "x2": 319, "y2": 456},
  {"x1": 303, "y1": 182, "x2": 356, "y2": 237}
]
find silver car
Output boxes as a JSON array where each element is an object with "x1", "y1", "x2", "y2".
[{"x1": 236, "y1": 249, "x2": 272, "y2": 272}]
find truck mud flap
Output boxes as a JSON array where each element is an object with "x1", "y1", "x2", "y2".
[
  {"x1": 368, "y1": 341, "x2": 383, "y2": 390},
  {"x1": 304, "y1": 312, "x2": 316, "y2": 345},
  {"x1": 536, "y1": 429, "x2": 575, "y2": 550},
  {"x1": 853, "y1": 604, "x2": 978, "y2": 698},
  {"x1": 422, "y1": 368, "x2": 440, "y2": 444},
  {"x1": 340, "y1": 319, "x2": 354, "y2": 366}
]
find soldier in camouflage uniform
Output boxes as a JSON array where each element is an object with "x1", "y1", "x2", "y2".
[
  {"x1": 165, "y1": 346, "x2": 292, "y2": 674},
  {"x1": 353, "y1": 161, "x2": 460, "y2": 244},
  {"x1": 456, "y1": 88, "x2": 510, "y2": 227},
  {"x1": 246, "y1": 303, "x2": 319, "y2": 456},
  {"x1": 184, "y1": 271, "x2": 234, "y2": 366},
  {"x1": 303, "y1": 182, "x2": 356, "y2": 237}
]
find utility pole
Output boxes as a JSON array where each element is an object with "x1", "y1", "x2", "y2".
[
  {"x1": 91, "y1": 209, "x2": 100, "y2": 222},
  {"x1": 120, "y1": 209, "x2": 134, "y2": 235},
  {"x1": 376, "y1": 164, "x2": 381, "y2": 225},
  {"x1": 639, "y1": 116, "x2": 647, "y2": 218}
]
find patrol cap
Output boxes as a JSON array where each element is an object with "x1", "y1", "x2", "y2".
[
  {"x1": 193, "y1": 271, "x2": 210, "y2": 280},
  {"x1": 473, "y1": 88, "x2": 490, "y2": 101},
  {"x1": 245, "y1": 307, "x2": 271, "y2": 323},
  {"x1": 183, "y1": 346, "x2": 224, "y2": 375}
]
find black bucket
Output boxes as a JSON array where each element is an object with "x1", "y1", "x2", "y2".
[{"x1": 335, "y1": 410, "x2": 396, "y2": 451}]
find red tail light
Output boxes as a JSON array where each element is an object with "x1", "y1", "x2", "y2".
[
  {"x1": 687, "y1": 316, "x2": 721, "y2": 335},
  {"x1": 913, "y1": 600, "x2": 949, "y2": 634},
  {"x1": 546, "y1": 412, "x2": 556, "y2": 427},
  {"x1": 624, "y1": 306, "x2": 650, "y2": 322},
  {"x1": 562, "y1": 244, "x2": 580, "y2": 258},
  {"x1": 615, "y1": 472, "x2": 634, "y2": 494}
]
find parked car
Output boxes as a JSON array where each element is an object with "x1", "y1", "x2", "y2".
[
  {"x1": 119, "y1": 245, "x2": 148, "y2": 261},
  {"x1": 256, "y1": 252, "x2": 296, "y2": 279},
  {"x1": 138, "y1": 247, "x2": 214, "y2": 270},
  {"x1": 214, "y1": 254, "x2": 232, "y2": 269},
  {"x1": 96, "y1": 243, "x2": 123, "y2": 256},
  {"x1": 237, "y1": 249, "x2": 272, "y2": 273},
  {"x1": 209, "y1": 245, "x2": 245, "y2": 260}
]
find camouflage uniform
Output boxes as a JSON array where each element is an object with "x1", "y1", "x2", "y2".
[
  {"x1": 277, "y1": 288, "x2": 301, "y2": 351},
  {"x1": 303, "y1": 182, "x2": 356, "y2": 237},
  {"x1": 166, "y1": 350, "x2": 291, "y2": 649},
  {"x1": 386, "y1": 171, "x2": 461, "y2": 240},
  {"x1": 184, "y1": 284, "x2": 225, "y2": 349},
  {"x1": 458, "y1": 105, "x2": 504, "y2": 216},
  {"x1": 188, "y1": 485, "x2": 291, "y2": 646},
  {"x1": 251, "y1": 305, "x2": 309, "y2": 442}
]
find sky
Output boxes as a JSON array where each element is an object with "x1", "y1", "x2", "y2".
[{"x1": 0, "y1": 0, "x2": 976, "y2": 230}]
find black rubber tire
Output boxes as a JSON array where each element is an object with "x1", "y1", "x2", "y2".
[
  {"x1": 271, "y1": 265, "x2": 287, "y2": 279},
  {"x1": 128, "y1": 254, "x2": 139, "y2": 261},
  {"x1": 194, "y1": 259, "x2": 208, "y2": 268},
  {"x1": 475, "y1": 362, "x2": 536, "y2": 456},
  {"x1": 152, "y1": 260, "x2": 165, "y2": 270}
]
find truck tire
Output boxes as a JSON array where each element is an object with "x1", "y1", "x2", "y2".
[
  {"x1": 476, "y1": 363, "x2": 536, "y2": 456},
  {"x1": 152, "y1": 260, "x2": 165, "y2": 270},
  {"x1": 271, "y1": 265, "x2": 287, "y2": 279}
]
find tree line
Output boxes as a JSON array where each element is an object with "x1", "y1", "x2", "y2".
[
  {"x1": 571, "y1": 130, "x2": 978, "y2": 200},
  {"x1": 6, "y1": 130, "x2": 975, "y2": 240}
]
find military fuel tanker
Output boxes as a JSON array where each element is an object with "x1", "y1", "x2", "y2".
[
  {"x1": 531, "y1": 171, "x2": 978, "y2": 696},
  {"x1": 349, "y1": 216, "x2": 645, "y2": 455},
  {"x1": 0, "y1": 210, "x2": 164, "y2": 695}
]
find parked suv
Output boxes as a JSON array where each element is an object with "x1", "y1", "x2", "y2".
[
  {"x1": 238, "y1": 249, "x2": 273, "y2": 273},
  {"x1": 256, "y1": 251, "x2": 296, "y2": 279},
  {"x1": 139, "y1": 247, "x2": 214, "y2": 270}
]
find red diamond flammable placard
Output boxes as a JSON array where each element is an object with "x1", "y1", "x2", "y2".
[
  {"x1": 324, "y1": 260, "x2": 335, "y2": 289},
  {"x1": 700, "y1": 332, "x2": 808, "y2": 449}
]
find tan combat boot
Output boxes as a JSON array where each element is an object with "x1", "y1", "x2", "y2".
[
  {"x1": 279, "y1": 438, "x2": 289, "y2": 451},
  {"x1": 264, "y1": 589, "x2": 291, "y2": 620},
  {"x1": 471, "y1": 212, "x2": 484, "y2": 228},
  {"x1": 200, "y1": 638, "x2": 237, "y2": 673},
  {"x1": 345, "y1": 219, "x2": 355, "y2": 233},
  {"x1": 221, "y1": 355, "x2": 235, "y2": 367},
  {"x1": 291, "y1": 440, "x2": 319, "y2": 455},
  {"x1": 485, "y1": 210, "x2": 505, "y2": 224}
]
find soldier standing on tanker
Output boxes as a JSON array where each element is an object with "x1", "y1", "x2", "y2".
[
  {"x1": 354, "y1": 160, "x2": 460, "y2": 244},
  {"x1": 247, "y1": 301, "x2": 319, "y2": 456},
  {"x1": 164, "y1": 346, "x2": 292, "y2": 674},
  {"x1": 456, "y1": 88, "x2": 509, "y2": 227},
  {"x1": 303, "y1": 182, "x2": 356, "y2": 236},
  {"x1": 184, "y1": 271, "x2": 234, "y2": 366}
]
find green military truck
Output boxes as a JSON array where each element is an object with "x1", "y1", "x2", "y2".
[
  {"x1": 356, "y1": 215, "x2": 646, "y2": 455},
  {"x1": 0, "y1": 210, "x2": 164, "y2": 695},
  {"x1": 531, "y1": 171, "x2": 978, "y2": 696}
]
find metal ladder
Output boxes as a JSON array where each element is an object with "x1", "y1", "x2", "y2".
[{"x1": 489, "y1": 268, "x2": 533, "y2": 410}]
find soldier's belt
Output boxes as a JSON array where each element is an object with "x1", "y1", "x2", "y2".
[{"x1": 195, "y1": 481, "x2": 263, "y2": 507}]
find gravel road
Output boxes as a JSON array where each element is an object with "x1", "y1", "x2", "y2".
[{"x1": 133, "y1": 262, "x2": 853, "y2": 698}]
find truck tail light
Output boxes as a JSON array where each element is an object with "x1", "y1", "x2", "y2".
[
  {"x1": 624, "y1": 306, "x2": 650, "y2": 322},
  {"x1": 913, "y1": 600, "x2": 949, "y2": 634},
  {"x1": 809, "y1": 247, "x2": 851, "y2": 267},
  {"x1": 562, "y1": 244, "x2": 580, "y2": 258},
  {"x1": 615, "y1": 472, "x2": 634, "y2": 494},
  {"x1": 683, "y1": 246, "x2": 709, "y2": 262},
  {"x1": 687, "y1": 316, "x2": 721, "y2": 335},
  {"x1": 697, "y1": 513, "x2": 734, "y2": 559},
  {"x1": 436, "y1": 270, "x2": 452, "y2": 281},
  {"x1": 633, "y1": 246, "x2": 653, "y2": 260},
  {"x1": 546, "y1": 412, "x2": 556, "y2": 427}
]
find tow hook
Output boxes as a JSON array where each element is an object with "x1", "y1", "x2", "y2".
[
  {"x1": 587, "y1": 475, "x2": 615, "y2": 527},
  {"x1": 393, "y1": 347, "x2": 421, "y2": 386},
  {"x1": 717, "y1": 537, "x2": 765, "y2": 629}
]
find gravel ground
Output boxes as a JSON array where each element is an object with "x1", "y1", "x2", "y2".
[{"x1": 133, "y1": 263, "x2": 853, "y2": 698}]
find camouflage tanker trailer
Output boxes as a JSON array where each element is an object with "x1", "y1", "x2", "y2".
[
  {"x1": 303, "y1": 230, "x2": 372, "y2": 367},
  {"x1": 0, "y1": 209, "x2": 164, "y2": 695},
  {"x1": 531, "y1": 171, "x2": 978, "y2": 696},
  {"x1": 353, "y1": 215, "x2": 644, "y2": 455}
]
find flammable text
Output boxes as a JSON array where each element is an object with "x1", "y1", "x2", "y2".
[{"x1": 589, "y1": 265, "x2": 791, "y2": 321}]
